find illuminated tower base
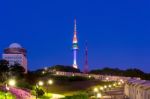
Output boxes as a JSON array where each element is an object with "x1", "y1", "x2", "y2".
[{"x1": 73, "y1": 49, "x2": 78, "y2": 69}]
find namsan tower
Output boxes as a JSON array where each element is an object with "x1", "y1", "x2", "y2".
[{"x1": 72, "y1": 19, "x2": 78, "y2": 69}]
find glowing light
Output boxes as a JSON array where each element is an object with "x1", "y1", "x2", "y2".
[
  {"x1": 120, "y1": 79, "x2": 124, "y2": 84},
  {"x1": 94, "y1": 88, "x2": 98, "y2": 92},
  {"x1": 56, "y1": 72, "x2": 59, "y2": 75},
  {"x1": 113, "y1": 83, "x2": 116, "y2": 86},
  {"x1": 100, "y1": 87, "x2": 104, "y2": 91},
  {"x1": 38, "y1": 81, "x2": 44, "y2": 86},
  {"x1": 106, "y1": 77, "x2": 109, "y2": 81},
  {"x1": 104, "y1": 85, "x2": 107, "y2": 88},
  {"x1": 109, "y1": 85, "x2": 112, "y2": 88},
  {"x1": 8, "y1": 79, "x2": 16, "y2": 86},
  {"x1": 48, "y1": 79, "x2": 53, "y2": 85},
  {"x1": 97, "y1": 93, "x2": 102, "y2": 98},
  {"x1": 42, "y1": 71, "x2": 45, "y2": 74},
  {"x1": 118, "y1": 82, "x2": 121, "y2": 85}
]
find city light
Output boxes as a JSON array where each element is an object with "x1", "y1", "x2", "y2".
[
  {"x1": 120, "y1": 79, "x2": 124, "y2": 84},
  {"x1": 106, "y1": 77, "x2": 109, "y2": 81},
  {"x1": 88, "y1": 75, "x2": 91, "y2": 78}
]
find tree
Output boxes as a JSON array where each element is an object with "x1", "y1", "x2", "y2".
[
  {"x1": 9, "y1": 63, "x2": 25, "y2": 78},
  {"x1": 49, "y1": 65, "x2": 81, "y2": 73},
  {"x1": 0, "y1": 59, "x2": 9, "y2": 82},
  {"x1": 123, "y1": 68, "x2": 145, "y2": 79}
]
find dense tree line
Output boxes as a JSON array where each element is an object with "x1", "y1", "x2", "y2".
[
  {"x1": 48, "y1": 65, "x2": 81, "y2": 73},
  {"x1": 90, "y1": 67, "x2": 150, "y2": 80}
]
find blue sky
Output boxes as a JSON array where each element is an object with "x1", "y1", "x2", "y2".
[{"x1": 0, "y1": 0, "x2": 150, "y2": 72}]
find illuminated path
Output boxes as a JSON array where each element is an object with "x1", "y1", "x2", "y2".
[{"x1": 9, "y1": 87, "x2": 35, "y2": 99}]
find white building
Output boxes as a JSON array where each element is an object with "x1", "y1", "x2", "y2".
[{"x1": 2, "y1": 43, "x2": 28, "y2": 73}]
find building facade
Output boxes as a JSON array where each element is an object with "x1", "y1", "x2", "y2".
[
  {"x1": 124, "y1": 79, "x2": 150, "y2": 99},
  {"x1": 2, "y1": 43, "x2": 28, "y2": 73}
]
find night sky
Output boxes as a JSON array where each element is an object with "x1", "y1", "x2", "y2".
[{"x1": 0, "y1": 0, "x2": 150, "y2": 72}]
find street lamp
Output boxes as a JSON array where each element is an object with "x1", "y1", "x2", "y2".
[
  {"x1": 97, "y1": 93, "x2": 102, "y2": 98},
  {"x1": 100, "y1": 87, "x2": 104, "y2": 91},
  {"x1": 94, "y1": 88, "x2": 98, "y2": 93},
  {"x1": 48, "y1": 79, "x2": 53, "y2": 85},
  {"x1": 8, "y1": 79, "x2": 16, "y2": 87},
  {"x1": 93, "y1": 88, "x2": 98, "y2": 98},
  {"x1": 36, "y1": 81, "x2": 44, "y2": 99},
  {"x1": 113, "y1": 83, "x2": 116, "y2": 87},
  {"x1": 118, "y1": 82, "x2": 121, "y2": 86},
  {"x1": 46, "y1": 79, "x2": 53, "y2": 93},
  {"x1": 88, "y1": 75, "x2": 91, "y2": 78},
  {"x1": 38, "y1": 81, "x2": 44, "y2": 86},
  {"x1": 104, "y1": 85, "x2": 107, "y2": 89},
  {"x1": 109, "y1": 85, "x2": 112, "y2": 88}
]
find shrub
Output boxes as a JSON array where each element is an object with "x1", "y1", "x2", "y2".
[{"x1": 36, "y1": 88, "x2": 45, "y2": 97}]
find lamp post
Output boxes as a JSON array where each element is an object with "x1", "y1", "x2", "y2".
[
  {"x1": 8, "y1": 79, "x2": 16, "y2": 87},
  {"x1": 93, "y1": 88, "x2": 98, "y2": 98},
  {"x1": 100, "y1": 87, "x2": 104, "y2": 93},
  {"x1": 36, "y1": 81, "x2": 44, "y2": 99},
  {"x1": 46, "y1": 79, "x2": 53, "y2": 93},
  {"x1": 97, "y1": 93, "x2": 102, "y2": 99}
]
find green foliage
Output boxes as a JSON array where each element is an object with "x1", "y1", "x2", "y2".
[
  {"x1": 9, "y1": 63, "x2": 25, "y2": 78},
  {"x1": 62, "y1": 93, "x2": 88, "y2": 99},
  {"x1": 0, "y1": 91, "x2": 15, "y2": 99},
  {"x1": 17, "y1": 80, "x2": 33, "y2": 90},
  {"x1": 68, "y1": 76, "x2": 89, "y2": 81},
  {"x1": 49, "y1": 65, "x2": 81, "y2": 73},
  {"x1": 90, "y1": 67, "x2": 150, "y2": 80},
  {"x1": 90, "y1": 67, "x2": 124, "y2": 76},
  {"x1": 48, "y1": 75, "x2": 89, "y2": 81},
  {"x1": 36, "y1": 88, "x2": 45, "y2": 97},
  {"x1": 0, "y1": 59, "x2": 9, "y2": 82}
]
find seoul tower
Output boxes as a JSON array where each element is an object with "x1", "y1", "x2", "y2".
[{"x1": 72, "y1": 19, "x2": 78, "y2": 69}]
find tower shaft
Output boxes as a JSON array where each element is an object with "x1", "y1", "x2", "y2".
[{"x1": 72, "y1": 19, "x2": 78, "y2": 69}]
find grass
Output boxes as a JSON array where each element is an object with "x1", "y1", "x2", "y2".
[
  {"x1": 43, "y1": 79, "x2": 114, "y2": 96},
  {"x1": 0, "y1": 91, "x2": 15, "y2": 99}
]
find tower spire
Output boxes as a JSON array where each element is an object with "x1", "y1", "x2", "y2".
[
  {"x1": 74, "y1": 18, "x2": 77, "y2": 33},
  {"x1": 73, "y1": 19, "x2": 77, "y2": 44}
]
